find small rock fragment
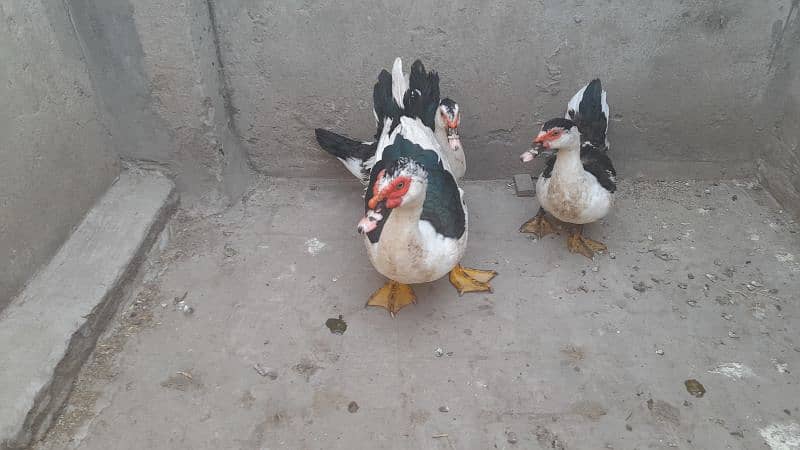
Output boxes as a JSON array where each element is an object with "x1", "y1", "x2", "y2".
[
  {"x1": 348, "y1": 401, "x2": 359, "y2": 413},
  {"x1": 705, "y1": 273, "x2": 717, "y2": 282},
  {"x1": 439, "y1": 406, "x2": 450, "y2": 413},
  {"x1": 506, "y1": 430, "x2": 519, "y2": 444},
  {"x1": 686, "y1": 299, "x2": 698, "y2": 307},
  {"x1": 633, "y1": 281, "x2": 647, "y2": 292},
  {"x1": 254, "y1": 363, "x2": 268, "y2": 377},
  {"x1": 655, "y1": 349, "x2": 665, "y2": 356},
  {"x1": 728, "y1": 330, "x2": 740, "y2": 339},
  {"x1": 434, "y1": 347, "x2": 444, "y2": 357},
  {"x1": 325, "y1": 315, "x2": 348, "y2": 335},
  {"x1": 224, "y1": 243, "x2": 238, "y2": 258},
  {"x1": 687, "y1": 273, "x2": 695, "y2": 279},
  {"x1": 678, "y1": 283, "x2": 688, "y2": 289},
  {"x1": 685, "y1": 379, "x2": 706, "y2": 398}
]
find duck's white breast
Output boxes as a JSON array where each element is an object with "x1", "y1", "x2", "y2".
[
  {"x1": 366, "y1": 219, "x2": 466, "y2": 285},
  {"x1": 537, "y1": 172, "x2": 613, "y2": 225}
]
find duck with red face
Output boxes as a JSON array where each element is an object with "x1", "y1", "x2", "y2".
[
  {"x1": 519, "y1": 114, "x2": 617, "y2": 258},
  {"x1": 351, "y1": 63, "x2": 496, "y2": 316}
]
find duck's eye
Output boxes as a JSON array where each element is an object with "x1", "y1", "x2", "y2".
[{"x1": 396, "y1": 182, "x2": 405, "y2": 190}]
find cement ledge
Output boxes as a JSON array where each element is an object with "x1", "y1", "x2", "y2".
[{"x1": 0, "y1": 170, "x2": 177, "y2": 449}]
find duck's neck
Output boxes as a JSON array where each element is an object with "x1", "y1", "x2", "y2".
[
  {"x1": 384, "y1": 196, "x2": 426, "y2": 240},
  {"x1": 434, "y1": 126, "x2": 449, "y2": 152},
  {"x1": 553, "y1": 141, "x2": 583, "y2": 178}
]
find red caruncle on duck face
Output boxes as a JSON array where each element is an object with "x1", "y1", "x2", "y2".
[
  {"x1": 368, "y1": 169, "x2": 412, "y2": 210},
  {"x1": 533, "y1": 128, "x2": 565, "y2": 149}
]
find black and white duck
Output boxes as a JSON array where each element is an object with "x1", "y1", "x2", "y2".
[
  {"x1": 518, "y1": 79, "x2": 616, "y2": 259},
  {"x1": 314, "y1": 58, "x2": 466, "y2": 184},
  {"x1": 354, "y1": 61, "x2": 495, "y2": 316}
]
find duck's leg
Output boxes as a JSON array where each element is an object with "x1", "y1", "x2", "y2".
[
  {"x1": 449, "y1": 265, "x2": 498, "y2": 296},
  {"x1": 367, "y1": 280, "x2": 416, "y2": 316},
  {"x1": 567, "y1": 225, "x2": 607, "y2": 259},
  {"x1": 519, "y1": 207, "x2": 557, "y2": 237}
]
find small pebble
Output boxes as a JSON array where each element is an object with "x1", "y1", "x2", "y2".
[
  {"x1": 177, "y1": 302, "x2": 194, "y2": 315},
  {"x1": 678, "y1": 283, "x2": 688, "y2": 289},
  {"x1": 705, "y1": 273, "x2": 717, "y2": 282},
  {"x1": 439, "y1": 406, "x2": 450, "y2": 413},
  {"x1": 633, "y1": 281, "x2": 647, "y2": 292},
  {"x1": 592, "y1": 266, "x2": 599, "y2": 272},
  {"x1": 506, "y1": 431, "x2": 518, "y2": 444},
  {"x1": 731, "y1": 195, "x2": 738, "y2": 201},
  {"x1": 686, "y1": 299, "x2": 698, "y2": 307},
  {"x1": 348, "y1": 401, "x2": 359, "y2": 413},
  {"x1": 434, "y1": 348, "x2": 444, "y2": 357},
  {"x1": 728, "y1": 330, "x2": 740, "y2": 339},
  {"x1": 685, "y1": 379, "x2": 706, "y2": 398},
  {"x1": 656, "y1": 349, "x2": 665, "y2": 356},
  {"x1": 223, "y1": 243, "x2": 238, "y2": 258},
  {"x1": 253, "y1": 363, "x2": 268, "y2": 377},
  {"x1": 687, "y1": 273, "x2": 695, "y2": 279},
  {"x1": 721, "y1": 312, "x2": 733, "y2": 321},
  {"x1": 609, "y1": 252, "x2": 616, "y2": 259}
]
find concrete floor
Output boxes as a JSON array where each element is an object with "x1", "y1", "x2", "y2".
[{"x1": 37, "y1": 177, "x2": 800, "y2": 450}]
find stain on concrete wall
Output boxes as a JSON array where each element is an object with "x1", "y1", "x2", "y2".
[
  {"x1": 211, "y1": 0, "x2": 785, "y2": 180},
  {"x1": 0, "y1": 0, "x2": 119, "y2": 310}
]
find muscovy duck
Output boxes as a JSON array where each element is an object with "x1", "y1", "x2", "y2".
[
  {"x1": 523, "y1": 79, "x2": 610, "y2": 160},
  {"x1": 355, "y1": 64, "x2": 495, "y2": 315},
  {"x1": 518, "y1": 79, "x2": 616, "y2": 259},
  {"x1": 314, "y1": 58, "x2": 466, "y2": 184}
]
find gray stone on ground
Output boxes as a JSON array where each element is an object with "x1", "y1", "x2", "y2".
[{"x1": 513, "y1": 174, "x2": 535, "y2": 197}]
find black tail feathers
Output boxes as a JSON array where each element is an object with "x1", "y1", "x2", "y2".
[
  {"x1": 404, "y1": 59, "x2": 441, "y2": 129},
  {"x1": 314, "y1": 128, "x2": 375, "y2": 162},
  {"x1": 576, "y1": 79, "x2": 607, "y2": 148}
]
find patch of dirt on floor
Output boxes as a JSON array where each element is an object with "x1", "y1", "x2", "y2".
[{"x1": 35, "y1": 281, "x2": 165, "y2": 448}]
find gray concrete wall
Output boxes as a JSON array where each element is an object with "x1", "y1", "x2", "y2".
[
  {"x1": 0, "y1": 0, "x2": 120, "y2": 310},
  {"x1": 212, "y1": 0, "x2": 786, "y2": 180},
  {"x1": 64, "y1": 0, "x2": 251, "y2": 211},
  {"x1": 760, "y1": 1, "x2": 800, "y2": 218}
]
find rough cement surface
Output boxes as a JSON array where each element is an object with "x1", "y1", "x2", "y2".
[
  {"x1": 0, "y1": 0, "x2": 120, "y2": 310},
  {"x1": 64, "y1": 0, "x2": 250, "y2": 209},
  {"x1": 0, "y1": 171, "x2": 176, "y2": 449},
  {"x1": 35, "y1": 177, "x2": 800, "y2": 450},
  {"x1": 760, "y1": 1, "x2": 800, "y2": 219},
  {"x1": 212, "y1": 0, "x2": 784, "y2": 180}
]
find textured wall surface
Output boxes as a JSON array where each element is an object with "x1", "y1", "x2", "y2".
[
  {"x1": 0, "y1": 0, "x2": 119, "y2": 310},
  {"x1": 65, "y1": 0, "x2": 250, "y2": 211},
  {"x1": 212, "y1": 0, "x2": 786, "y2": 180},
  {"x1": 760, "y1": 1, "x2": 800, "y2": 217}
]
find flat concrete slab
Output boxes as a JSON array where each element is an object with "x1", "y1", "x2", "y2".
[
  {"x1": 0, "y1": 171, "x2": 176, "y2": 449},
  {"x1": 35, "y1": 178, "x2": 800, "y2": 450},
  {"x1": 513, "y1": 174, "x2": 536, "y2": 197}
]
